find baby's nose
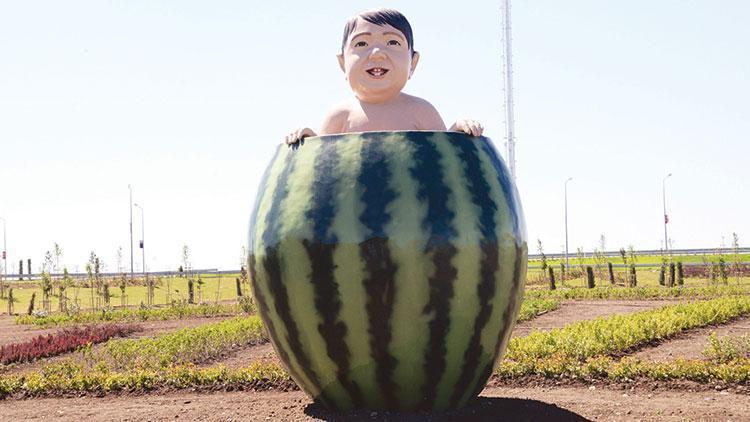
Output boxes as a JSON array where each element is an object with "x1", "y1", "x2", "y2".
[{"x1": 369, "y1": 47, "x2": 387, "y2": 59}]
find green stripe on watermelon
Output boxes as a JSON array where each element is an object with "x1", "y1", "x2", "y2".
[
  {"x1": 430, "y1": 133, "x2": 487, "y2": 410},
  {"x1": 356, "y1": 134, "x2": 401, "y2": 408},
  {"x1": 329, "y1": 134, "x2": 385, "y2": 409},
  {"x1": 379, "y1": 135, "x2": 432, "y2": 410},
  {"x1": 274, "y1": 139, "x2": 353, "y2": 406},
  {"x1": 405, "y1": 132, "x2": 459, "y2": 409},
  {"x1": 454, "y1": 139, "x2": 527, "y2": 407},
  {"x1": 303, "y1": 139, "x2": 366, "y2": 408},
  {"x1": 250, "y1": 149, "x2": 325, "y2": 400}
]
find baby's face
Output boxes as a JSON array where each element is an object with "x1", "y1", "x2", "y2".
[{"x1": 338, "y1": 18, "x2": 419, "y2": 104}]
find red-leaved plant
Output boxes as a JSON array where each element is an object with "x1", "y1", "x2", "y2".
[{"x1": 0, "y1": 323, "x2": 141, "y2": 365}]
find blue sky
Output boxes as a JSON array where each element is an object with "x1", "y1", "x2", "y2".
[{"x1": 1, "y1": 1, "x2": 748, "y2": 272}]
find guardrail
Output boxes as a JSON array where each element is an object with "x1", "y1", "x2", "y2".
[
  {"x1": 529, "y1": 247, "x2": 750, "y2": 260},
  {"x1": 0, "y1": 269, "x2": 221, "y2": 281},
  {"x1": 528, "y1": 261, "x2": 750, "y2": 270}
]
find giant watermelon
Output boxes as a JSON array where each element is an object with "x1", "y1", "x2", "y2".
[{"x1": 248, "y1": 131, "x2": 527, "y2": 411}]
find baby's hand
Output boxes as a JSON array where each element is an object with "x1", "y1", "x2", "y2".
[
  {"x1": 284, "y1": 127, "x2": 316, "y2": 149},
  {"x1": 449, "y1": 119, "x2": 484, "y2": 137}
]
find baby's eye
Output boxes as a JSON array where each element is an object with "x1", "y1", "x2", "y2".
[
  {"x1": 354, "y1": 41, "x2": 368, "y2": 47},
  {"x1": 387, "y1": 39, "x2": 401, "y2": 46}
]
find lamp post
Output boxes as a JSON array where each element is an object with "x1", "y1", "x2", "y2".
[
  {"x1": 662, "y1": 173, "x2": 672, "y2": 252},
  {"x1": 564, "y1": 177, "x2": 573, "y2": 270},
  {"x1": 0, "y1": 217, "x2": 6, "y2": 293},
  {"x1": 129, "y1": 185, "x2": 134, "y2": 281},
  {"x1": 134, "y1": 203, "x2": 145, "y2": 277}
]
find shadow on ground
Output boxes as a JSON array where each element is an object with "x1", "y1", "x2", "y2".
[{"x1": 305, "y1": 396, "x2": 589, "y2": 421}]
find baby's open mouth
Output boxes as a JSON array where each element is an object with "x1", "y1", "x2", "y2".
[{"x1": 366, "y1": 67, "x2": 389, "y2": 77}]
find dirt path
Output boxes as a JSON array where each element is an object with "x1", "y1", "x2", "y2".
[
  {"x1": 632, "y1": 315, "x2": 750, "y2": 362},
  {"x1": 0, "y1": 384, "x2": 746, "y2": 421},
  {"x1": 510, "y1": 300, "x2": 671, "y2": 337}
]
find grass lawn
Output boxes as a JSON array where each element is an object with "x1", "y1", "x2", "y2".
[
  {"x1": 0, "y1": 274, "x2": 245, "y2": 314},
  {"x1": 526, "y1": 266, "x2": 750, "y2": 289},
  {"x1": 533, "y1": 252, "x2": 750, "y2": 268}
]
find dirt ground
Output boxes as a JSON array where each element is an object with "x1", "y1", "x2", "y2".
[
  {"x1": 2, "y1": 299, "x2": 748, "y2": 421},
  {"x1": 511, "y1": 300, "x2": 672, "y2": 337},
  {"x1": 632, "y1": 314, "x2": 750, "y2": 361},
  {"x1": 0, "y1": 384, "x2": 746, "y2": 421}
]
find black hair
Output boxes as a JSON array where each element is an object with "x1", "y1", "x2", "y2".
[{"x1": 341, "y1": 8, "x2": 415, "y2": 55}]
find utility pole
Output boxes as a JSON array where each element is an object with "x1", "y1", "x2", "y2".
[
  {"x1": 134, "y1": 203, "x2": 145, "y2": 277},
  {"x1": 0, "y1": 217, "x2": 6, "y2": 295},
  {"x1": 129, "y1": 185, "x2": 134, "y2": 280},
  {"x1": 501, "y1": 0, "x2": 517, "y2": 179},
  {"x1": 662, "y1": 173, "x2": 672, "y2": 251},
  {"x1": 564, "y1": 178, "x2": 573, "y2": 270}
]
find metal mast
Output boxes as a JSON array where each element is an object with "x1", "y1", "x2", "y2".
[{"x1": 502, "y1": 0, "x2": 517, "y2": 179}]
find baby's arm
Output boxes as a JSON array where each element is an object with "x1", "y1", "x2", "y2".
[
  {"x1": 412, "y1": 97, "x2": 482, "y2": 136},
  {"x1": 284, "y1": 104, "x2": 348, "y2": 147},
  {"x1": 449, "y1": 119, "x2": 484, "y2": 137}
]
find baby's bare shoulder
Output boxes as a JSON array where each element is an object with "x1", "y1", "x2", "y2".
[
  {"x1": 401, "y1": 94, "x2": 446, "y2": 130},
  {"x1": 401, "y1": 93, "x2": 437, "y2": 110},
  {"x1": 319, "y1": 100, "x2": 352, "y2": 135}
]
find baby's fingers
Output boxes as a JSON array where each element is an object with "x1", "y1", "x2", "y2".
[{"x1": 472, "y1": 122, "x2": 484, "y2": 137}]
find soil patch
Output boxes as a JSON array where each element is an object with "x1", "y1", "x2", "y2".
[
  {"x1": 631, "y1": 315, "x2": 750, "y2": 362},
  {"x1": 0, "y1": 384, "x2": 747, "y2": 421},
  {"x1": 511, "y1": 300, "x2": 671, "y2": 338}
]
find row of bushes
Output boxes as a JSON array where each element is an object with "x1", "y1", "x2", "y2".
[
  {"x1": 93, "y1": 316, "x2": 267, "y2": 371},
  {"x1": 503, "y1": 295, "x2": 750, "y2": 365},
  {"x1": 517, "y1": 298, "x2": 559, "y2": 322},
  {"x1": 3, "y1": 354, "x2": 750, "y2": 399},
  {"x1": 525, "y1": 284, "x2": 750, "y2": 301},
  {"x1": 0, "y1": 324, "x2": 140, "y2": 366},
  {"x1": 15, "y1": 303, "x2": 244, "y2": 327},
  {"x1": 0, "y1": 362, "x2": 292, "y2": 398},
  {"x1": 497, "y1": 355, "x2": 750, "y2": 384}
]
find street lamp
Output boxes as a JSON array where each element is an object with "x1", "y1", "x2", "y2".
[
  {"x1": 662, "y1": 173, "x2": 672, "y2": 252},
  {"x1": 134, "y1": 203, "x2": 145, "y2": 277},
  {"x1": 129, "y1": 185, "x2": 134, "y2": 281},
  {"x1": 0, "y1": 217, "x2": 6, "y2": 292},
  {"x1": 564, "y1": 177, "x2": 573, "y2": 270}
]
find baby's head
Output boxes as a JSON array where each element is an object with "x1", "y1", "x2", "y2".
[{"x1": 337, "y1": 9, "x2": 420, "y2": 103}]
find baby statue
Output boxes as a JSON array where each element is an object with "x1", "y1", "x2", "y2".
[{"x1": 285, "y1": 8, "x2": 484, "y2": 146}]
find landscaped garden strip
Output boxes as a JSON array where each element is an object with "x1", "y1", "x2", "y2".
[
  {"x1": 4, "y1": 296, "x2": 750, "y2": 397},
  {"x1": 517, "y1": 298, "x2": 559, "y2": 322},
  {"x1": 496, "y1": 296, "x2": 750, "y2": 382},
  {"x1": 96, "y1": 315, "x2": 267, "y2": 370},
  {"x1": 524, "y1": 284, "x2": 750, "y2": 301},
  {"x1": 503, "y1": 295, "x2": 750, "y2": 363},
  {"x1": 0, "y1": 361, "x2": 292, "y2": 397},
  {"x1": 0, "y1": 324, "x2": 141, "y2": 365},
  {"x1": 15, "y1": 303, "x2": 242, "y2": 327},
  {"x1": 703, "y1": 332, "x2": 750, "y2": 363}
]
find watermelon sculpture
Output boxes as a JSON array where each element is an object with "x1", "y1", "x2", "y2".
[{"x1": 248, "y1": 131, "x2": 526, "y2": 411}]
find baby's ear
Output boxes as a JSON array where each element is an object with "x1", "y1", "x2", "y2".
[
  {"x1": 409, "y1": 51, "x2": 421, "y2": 78},
  {"x1": 337, "y1": 54, "x2": 345, "y2": 73}
]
